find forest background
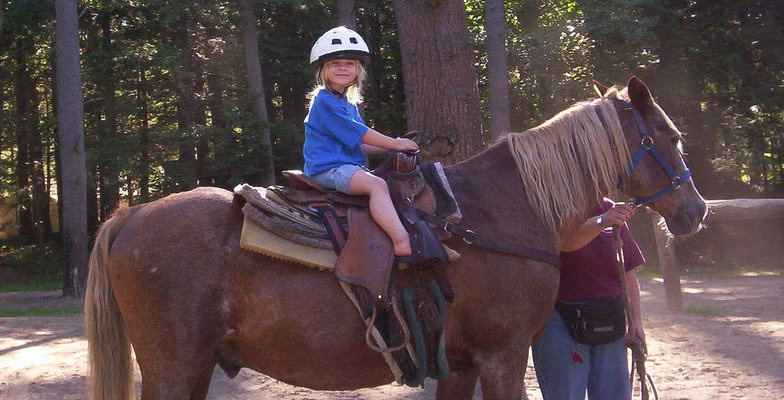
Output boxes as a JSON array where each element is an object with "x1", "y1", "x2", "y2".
[{"x1": 1, "y1": 0, "x2": 783, "y2": 293}]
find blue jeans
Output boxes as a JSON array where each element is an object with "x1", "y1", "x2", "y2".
[{"x1": 532, "y1": 310, "x2": 631, "y2": 400}]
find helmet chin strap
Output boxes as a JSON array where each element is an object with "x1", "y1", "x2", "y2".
[
  {"x1": 325, "y1": 81, "x2": 356, "y2": 96},
  {"x1": 326, "y1": 85, "x2": 346, "y2": 96}
]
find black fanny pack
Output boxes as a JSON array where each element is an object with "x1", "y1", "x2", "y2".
[{"x1": 555, "y1": 296, "x2": 626, "y2": 345}]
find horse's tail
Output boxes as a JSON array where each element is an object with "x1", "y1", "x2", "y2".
[{"x1": 84, "y1": 205, "x2": 142, "y2": 400}]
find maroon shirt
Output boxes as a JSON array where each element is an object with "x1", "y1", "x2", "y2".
[{"x1": 556, "y1": 200, "x2": 645, "y2": 302}]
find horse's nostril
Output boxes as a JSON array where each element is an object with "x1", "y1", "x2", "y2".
[{"x1": 684, "y1": 202, "x2": 707, "y2": 233}]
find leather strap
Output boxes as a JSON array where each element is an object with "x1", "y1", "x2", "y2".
[
  {"x1": 417, "y1": 211, "x2": 561, "y2": 268},
  {"x1": 313, "y1": 204, "x2": 346, "y2": 253}
]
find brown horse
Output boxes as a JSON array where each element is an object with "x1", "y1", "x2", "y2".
[{"x1": 85, "y1": 77, "x2": 706, "y2": 400}]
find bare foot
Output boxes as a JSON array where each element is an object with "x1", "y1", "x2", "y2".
[{"x1": 393, "y1": 237, "x2": 412, "y2": 257}]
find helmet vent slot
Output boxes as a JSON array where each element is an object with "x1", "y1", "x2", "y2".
[{"x1": 331, "y1": 39, "x2": 342, "y2": 45}]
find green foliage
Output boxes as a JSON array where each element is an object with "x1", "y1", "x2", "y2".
[
  {"x1": 0, "y1": 0, "x2": 782, "y2": 250},
  {"x1": 0, "y1": 306, "x2": 82, "y2": 317},
  {"x1": 0, "y1": 239, "x2": 63, "y2": 288},
  {"x1": 464, "y1": 0, "x2": 784, "y2": 196},
  {"x1": 3, "y1": 0, "x2": 55, "y2": 37}
]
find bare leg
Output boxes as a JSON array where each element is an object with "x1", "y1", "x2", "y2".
[{"x1": 349, "y1": 170, "x2": 412, "y2": 256}]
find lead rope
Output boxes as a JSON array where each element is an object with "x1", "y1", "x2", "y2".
[{"x1": 613, "y1": 226, "x2": 659, "y2": 400}]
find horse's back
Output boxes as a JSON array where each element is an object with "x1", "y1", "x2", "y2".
[{"x1": 110, "y1": 187, "x2": 240, "y2": 288}]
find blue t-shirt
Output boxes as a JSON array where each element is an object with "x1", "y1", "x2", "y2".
[{"x1": 303, "y1": 90, "x2": 369, "y2": 176}]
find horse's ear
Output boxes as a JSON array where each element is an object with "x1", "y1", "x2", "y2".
[
  {"x1": 627, "y1": 76, "x2": 655, "y2": 111},
  {"x1": 592, "y1": 80, "x2": 611, "y2": 97}
]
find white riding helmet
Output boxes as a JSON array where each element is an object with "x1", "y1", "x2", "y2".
[{"x1": 309, "y1": 26, "x2": 370, "y2": 67}]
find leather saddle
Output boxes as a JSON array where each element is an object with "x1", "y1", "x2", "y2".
[{"x1": 270, "y1": 150, "x2": 450, "y2": 304}]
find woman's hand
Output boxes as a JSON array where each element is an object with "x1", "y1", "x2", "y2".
[
  {"x1": 628, "y1": 322, "x2": 648, "y2": 354},
  {"x1": 598, "y1": 203, "x2": 635, "y2": 228}
]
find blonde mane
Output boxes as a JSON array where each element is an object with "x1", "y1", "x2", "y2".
[{"x1": 506, "y1": 90, "x2": 631, "y2": 233}]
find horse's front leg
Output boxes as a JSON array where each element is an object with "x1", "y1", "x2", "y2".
[
  {"x1": 476, "y1": 349, "x2": 530, "y2": 400},
  {"x1": 436, "y1": 366, "x2": 479, "y2": 400}
]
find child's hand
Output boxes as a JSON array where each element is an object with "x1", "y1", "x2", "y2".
[{"x1": 394, "y1": 138, "x2": 419, "y2": 152}]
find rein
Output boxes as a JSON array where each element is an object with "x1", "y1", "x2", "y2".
[
  {"x1": 613, "y1": 227, "x2": 659, "y2": 400},
  {"x1": 618, "y1": 103, "x2": 692, "y2": 207},
  {"x1": 417, "y1": 211, "x2": 561, "y2": 268}
]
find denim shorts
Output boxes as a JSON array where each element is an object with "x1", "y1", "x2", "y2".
[{"x1": 310, "y1": 164, "x2": 365, "y2": 194}]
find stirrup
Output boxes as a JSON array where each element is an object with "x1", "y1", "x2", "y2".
[{"x1": 364, "y1": 300, "x2": 411, "y2": 353}]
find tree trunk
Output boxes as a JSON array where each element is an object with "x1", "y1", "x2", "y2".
[
  {"x1": 194, "y1": 62, "x2": 210, "y2": 187},
  {"x1": 239, "y1": 0, "x2": 275, "y2": 185},
  {"x1": 485, "y1": 0, "x2": 511, "y2": 138},
  {"x1": 336, "y1": 0, "x2": 357, "y2": 29},
  {"x1": 28, "y1": 72, "x2": 50, "y2": 242},
  {"x1": 55, "y1": 0, "x2": 89, "y2": 297},
  {"x1": 137, "y1": 67, "x2": 151, "y2": 203},
  {"x1": 173, "y1": 9, "x2": 198, "y2": 190},
  {"x1": 14, "y1": 41, "x2": 33, "y2": 239},
  {"x1": 650, "y1": 211, "x2": 682, "y2": 311},
  {"x1": 86, "y1": 166, "x2": 99, "y2": 236},
  {"x1": 97, "y1": 0, "x2": 120, "y2": 219},
  {"x1": 393, "y1": 0, "x2": 483, "y2": 164},
  {"x1": 0, "y1": 0, "x2": 5, "y2": 160},
  {"x1": 205, "y1": 57, "x2": 231, "y2": 188},
  {"x1": 650, "y1": 0, "x2": 718, "y2": 196}
]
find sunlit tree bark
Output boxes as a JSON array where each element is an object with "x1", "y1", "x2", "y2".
[
  {"x1": 55, "y1": 0, "x2": 89, "y2": 297},
  {"x1": 336, "y1": 0, "x2": 356, "y2": 29},
  {"x1": 485, "y1": 0, "x2": 511, "y2": 138},
  {"x1": 393, "y1": 0, "x2": 483, "y2": 164}
]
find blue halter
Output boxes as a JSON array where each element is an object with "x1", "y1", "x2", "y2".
[{"x1": 618, "y1": 103, "x2": 692, "y2": 207}]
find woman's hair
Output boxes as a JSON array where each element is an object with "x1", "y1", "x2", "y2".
[{"x1": 307, "y1": 60, "x2": 367, "y2": 105}]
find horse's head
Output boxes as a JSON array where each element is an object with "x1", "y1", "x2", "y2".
[{"x1": 612, "y1": 77, "x2": 707, "y2": 235}]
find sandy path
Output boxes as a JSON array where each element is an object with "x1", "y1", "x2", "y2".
[{"x1": 1, "y1": 275, "x2": 782, "y2": 399}]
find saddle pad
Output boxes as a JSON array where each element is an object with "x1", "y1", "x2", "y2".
[
  {"x1": 239, "y1": 215, "x2": 337, "y2": 270},
  {"x1": 240, "y1": 215, "x2": 461, "y2": 270}
]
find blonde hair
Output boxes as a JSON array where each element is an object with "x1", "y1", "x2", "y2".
[
  {"x1": 307, "y1": 60, "x2": 367, "y2": 105},
  {"x1": 505, "y1": 90, "x2": 631, "y2": 233}
]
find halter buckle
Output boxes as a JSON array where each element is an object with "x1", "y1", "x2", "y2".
[
  {"x1": 463, "y1": 229, "x2": 475, "y2": 244},
  {"x1": 671, "y1": 176, "x2": 682, "y2": 189},
  {"x1": 641, "y1": 136, "x2": 654, "y2": 149}
]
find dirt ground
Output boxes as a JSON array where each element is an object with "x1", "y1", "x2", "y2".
[{"x1": 1, "y1": 274, "x2": 782, "y2": 400}]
